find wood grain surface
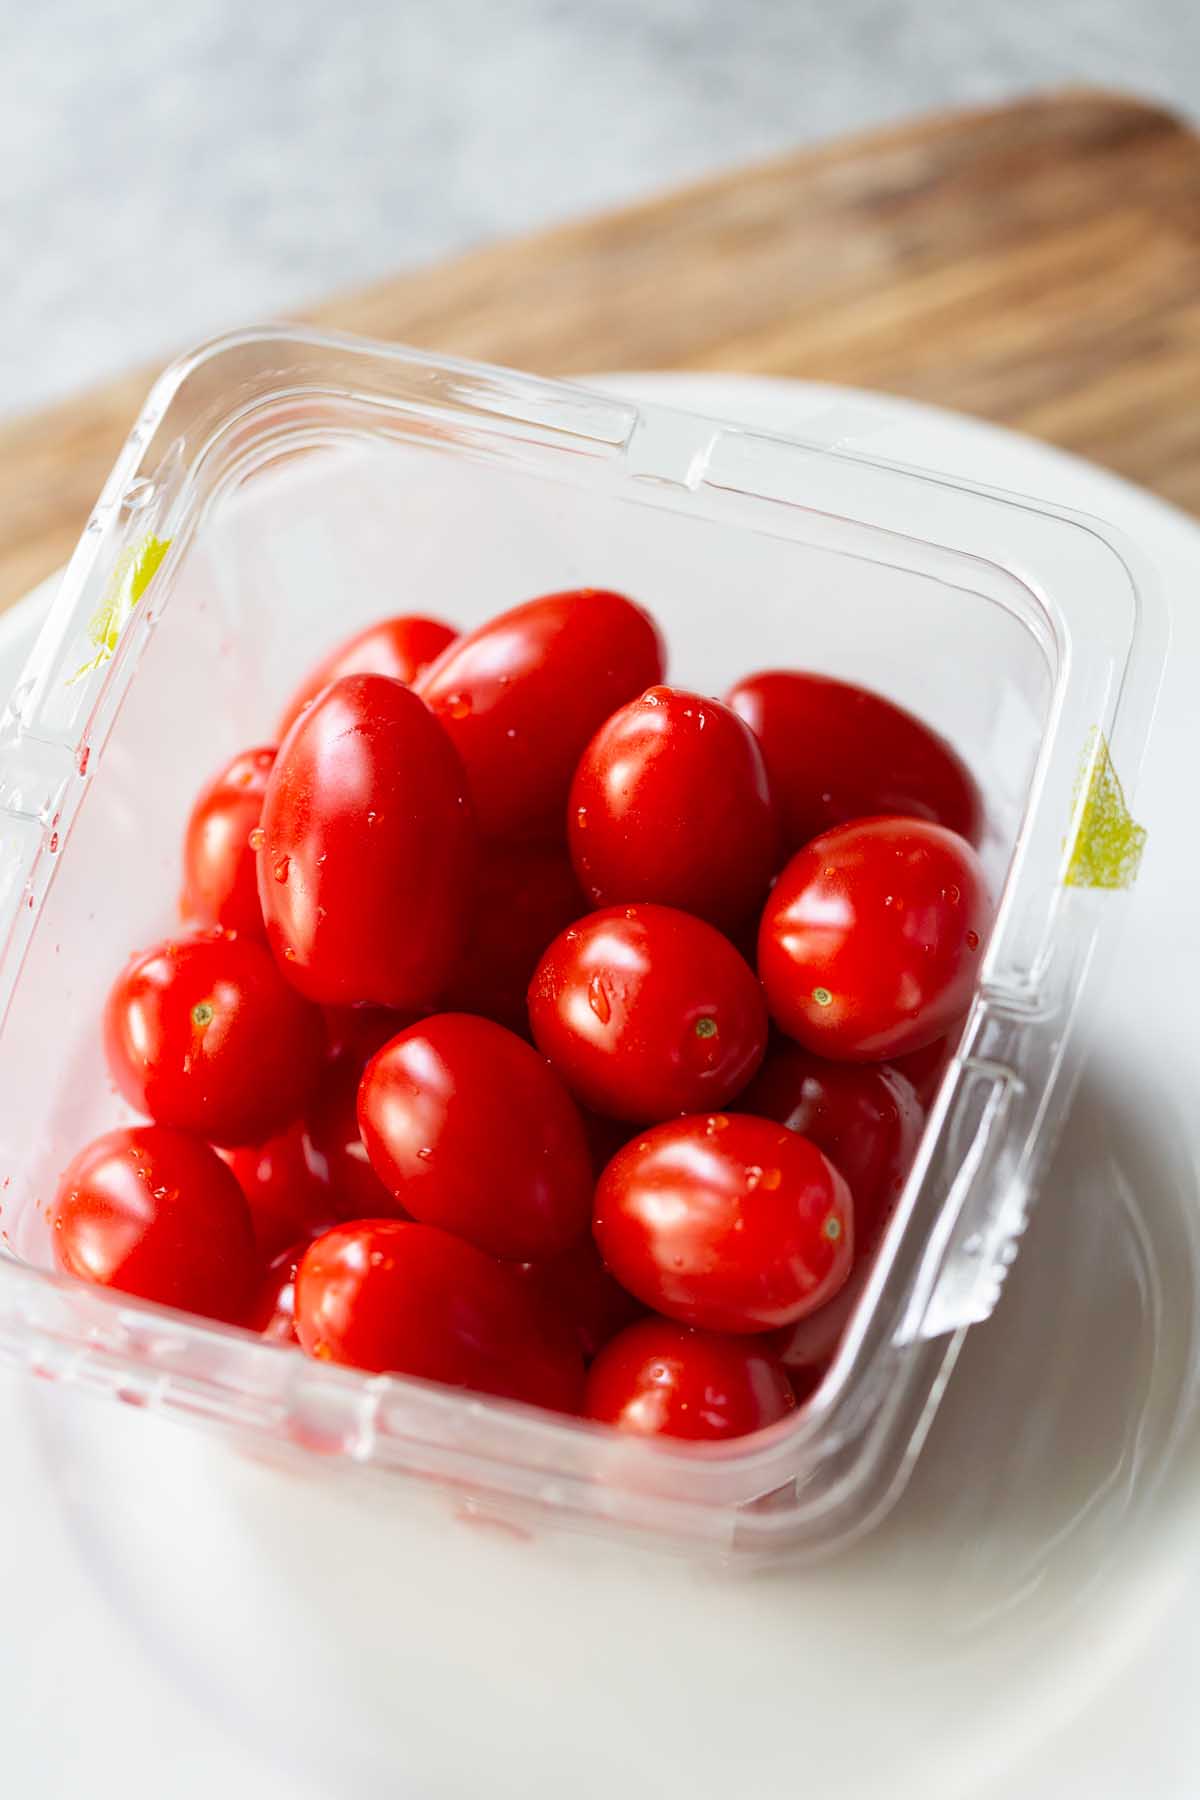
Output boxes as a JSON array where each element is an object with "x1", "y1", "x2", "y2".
[{"x1": 4, "y1": 88, "x2": 1199, "y2": 611}]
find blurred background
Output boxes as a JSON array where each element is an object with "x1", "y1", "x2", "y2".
[{"x1": 3, "y1": 0, "x2": 1197, "y2": 421}]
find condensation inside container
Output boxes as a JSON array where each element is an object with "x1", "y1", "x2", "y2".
[{"x1": 0, "y1": 433, "x2": 1053, "y2": 1268}]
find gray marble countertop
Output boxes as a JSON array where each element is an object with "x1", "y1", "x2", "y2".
[{"x1": 2, "y1": 0, "x2": 1197, "y2": 425}]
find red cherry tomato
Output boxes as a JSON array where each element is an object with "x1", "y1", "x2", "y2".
[
  {"x1": 742, "y1": 1047, "x2": 924, "y2": 1221},
  {"x1": 439, "y1": 841, "x2": 587, "y2": 1036},
  {"x1": 321, "y1": 1005, "x2": 418, "y2": 1070},
  {"x1": 221, "y1": 1118, "x2": 336, "y2": 1259},
  {"x1": 568, "y1": 686, "x2": 780, "y2": 931},
  {"x1": 758, "y1": 818, "x2": 990, "y2": 1060},
  {"x1": 258, "y1": 674, "x2": 477, "y2": 1008},
  {"x1": 594, "y1": 1113, "x2": 853, "y2": 1333},
  {"x1": 889, "y1": 1033, "x2": 956, "y2": 1109},
  {"x1": 359, "y1": 1014, "x2": 592, "y2": 1262},
  {"x1": 727, "y1": 670, "x2": 983, "y2": 851},
  {"x1": 308, "y1": 1059, "x2": 401, "y2": 1220},
  {"x1": 53, "y1": 1125, "x2": 257, "y2": 1322},
  {"x1": 416, "y1": 589, "x2": 665, "y2": 841},
  {"x1": 743, "y1": 1049, "x2": 924, "y2": 1380},
  {"x1": 103, "y1": 932, "x2": 326, "y2": 1145},
  {"x1": 514, "y1": 1239, "x2": 644, "y2": 1361},
  {"x1": 248, "y1": 1239, "x2": 309, "y2": 1343},
  {"x1": 528, "y1": 904, "x2": 767, "y2": 1123},
  {"x1": 295, "y1": 1220, "x2": 585, "y2": 1410},
  {"x1": 181, "y1": 745, "x2": 275, "y2": 936},
  {"x1": 580, "y1": 1107, "x2": 635, "y2": 1177},
  {"x1": 278, "y1": 614, "x2": 457, "y2": 738},
  {"x1": 585, "y1": 1318, "x2": 795, "y2": 1441}
]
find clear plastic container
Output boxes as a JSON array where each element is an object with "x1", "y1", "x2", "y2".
[{"x1": 0, "y1": 328, "x2": 1166, "y2": 1562}]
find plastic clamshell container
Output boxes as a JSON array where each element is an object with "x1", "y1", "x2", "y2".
[{"x1": 0, "y1": 330, "x2": 1166, "y2": 1562}]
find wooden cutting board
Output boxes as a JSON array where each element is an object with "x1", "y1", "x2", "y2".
[{"x1": 4, "y1": 87, "x2": 1200, "y2": 612}]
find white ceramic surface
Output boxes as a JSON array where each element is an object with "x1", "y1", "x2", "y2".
[{"x1": 2, "y1": 373, "x2": 1198, "y2": 1800}]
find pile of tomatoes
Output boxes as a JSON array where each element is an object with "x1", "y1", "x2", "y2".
[{"x1": 52, "y1": 588, "x2": 990, "y2": 1443}]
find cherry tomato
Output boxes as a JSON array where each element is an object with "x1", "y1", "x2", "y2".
[
  {"x1": 308, "y1": 1058, "x2": 400, "y2": 1220},
  {"x1": 758, "y1": 817, "x2": 990, "y2": 1060},
  {"x1": 359, "y1": 1014, "x2": 592, "y2": 1262},
  {"x1": 248, "y1": 1239, "x2": 308, "y2": 1343},
  {"x1": 726, "y1": 669, "x2": 983, "y2": 851},
  {"x1": 295, "y1": 1220, "x2": 585, "y2": 1410},
  {"x1": 744, "y1": 1049, "x2": 924, "y2": 1380},
  {"x1": 889, "y1": 1033, "x2": 956, "y2": 1109},
  {"x1": 221, "y1": 1118, "x2": 336, "y2": 1259},
  {"x1": 52, "y1": 1125, "x2": 257, "y2": 1322},
  {"x1": 568, "y1": 686, "x2": 780, "y2": 931},
  {"x1": 585, "y1": 1318, "x2": 795, "y2": 1441},
  {"x1": 742, "y1": 1047, "x2": 923, "y2": 1221},
  {"x1": 514, "y1": 1239, "x2": 644, "y2": 1361},
  {"x1": 278, "y1": 614, "x2": 457, "y2": 738},
  {"x1": 103, "y1": 931, "x2": 326, "y2": 1145},
  {"x1": 528, "y1": 905, "x2": 767, "y2": 1123},
  {"x1": 321, "y1": 1005, "x2": 418, "y2": 1070},
  {"x1": 258, "y1": 674, "x2": 477, "y2": 1008},
  {"x1": 181, "y1": 745, "x2": 275, "y2": 937},
  {"x1": 580, "y1": 1107, "x2": 635, "y2": 1177},
  {"x1": 438, "y1": 841, "x2": 587, "y2": 1036},
  {"x1": 594, "y1": 1113, "x2": 852, "y2": 1333},
  {"x1": 416, "y1": 589, "x2": 665, "y2": 841}
]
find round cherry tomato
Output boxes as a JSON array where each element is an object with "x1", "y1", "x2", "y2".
[
  {"x1": 359, "y1": 1014, "x2": 592, "y2": 1262},
  {"x1": 52, "y1": 1125, "x2": 257, "y2": 1322},
  {"x1": 741, "y1": 1047, "x2": 923, "y2": 1221},
  {"x1": 889, "y1": 1034, "x2": 956, "y2": 1109},
  {"x1": 248, "y1": 1239, "x2": 309, "y2": 1343},
  {"x1": 528, "y1": 905, "x2": 767, "y2": 1123},
  {"x1": 295, "y1": 1220, "x2": 585, "y2": 1410},
  {"x1": 726, "y1": 669, "x2": 983, "y2": 851},
  {"x1": 181, "y1": 745, "x2": 275, "y2": 937},
  {"x1": 103, "y1": 931, "x2": 326, "y2": 1145},
  {"x1": 568, "y1": 686, "x2": 780, "y2": 931},
  {"x1": 438, "y1": 840, "x2": 587, "y2": 1036},
  {"x1": 416, "y1": 589, "x2": 665, "y2": 841},
  {"x1": 594, "y1": 1113, "x2": 852, "y2": 1333},
  {"x1": 514, "y1": 1239, "x2": 644, "y2": 1361},
  {"x1": 321, "y1": 1005, "x2": 418, "y2": 1070},
  {"x1": 221, "y1": 1118, "x2": 336, "y2": 1259},
  {"x1": 258, "y1": 674, "x2": 477, "y2": 1008},
  {"x1": 580, "y1": 1107, "x2": 635, "y2": 1177},
  {"x1": 744, "y1": 1049, "x2": 924, "y2": 1381},
  {"x1": 278, "y1": 614, "x2": 457, "y2": 738},
  {"x1": 308, "y1": 1058, "x2": 400, "y2": 1220},
  {"x1": 758, "y1": 817, "x2": 990, "y2": 1060},
  {"x1": 585, "y1": 1318, "x2": 795, "y2": 1441}
]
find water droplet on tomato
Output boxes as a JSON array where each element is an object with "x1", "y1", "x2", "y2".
[
  {"x1": 417, "y1": 1147, "x2": 433, "y2": 1161},
  {"x1": 575, "y1": 807, "x2": 588, "y2": 831},
  {"x1": 446, "y1": 693, "x2": 472, "y2": 721},
  {"x1": 587, "y1": 974, "x2": 612, "y2": 1024},
  {"x1": 248, "y1": 827, "x2": 265, "y2": 851},
  {"x1": 273, "y1": 855, "x2": 290, "y2": 883},
  {"x1": 966, "y1": 930, "x2": 980, "y2": 950}
]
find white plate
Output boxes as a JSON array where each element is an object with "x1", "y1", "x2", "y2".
[{"x1": 2, "y1": 374, "x2": 1198, "y2": 1800}]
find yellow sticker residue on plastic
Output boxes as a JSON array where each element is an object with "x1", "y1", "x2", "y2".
[
  {"x1": 68, "y1": 534, "x2": 170, "y2": 684},
  {"x1": 1064, "y1": 728, "x2": 1146, "y2": 890}
]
